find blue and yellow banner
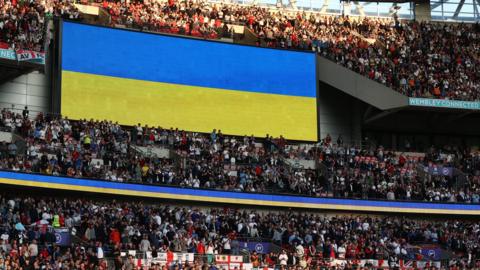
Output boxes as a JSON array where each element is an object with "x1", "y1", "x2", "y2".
[
  {"x1": 0, "y1": 171, "x2": 479, "y2": 215},
  {"x1": 60, "y1": 22, "x2": 318, "y2": 141}
]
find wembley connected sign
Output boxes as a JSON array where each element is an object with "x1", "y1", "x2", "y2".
[{"x1": 409, "y1": 98, "x2": 480, "y2": 110}]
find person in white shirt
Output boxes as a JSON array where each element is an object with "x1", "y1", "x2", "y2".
[
  {"x1": 139, "y1": 235, "x2": 151, "y2": 252},
  {"x1": 362, "y1": 221, "x2": 370, "y2": 231},
  {"x1": 153, "y1": 214, "x2": 162, "y2": 226},
  {"x1": 222, "y1": 237, "x2": 231, "y2": 254},
  {"x1": 337, "y1": 243, "x2": 346, "y2": 259},
  {"x1": 278, "y1": 250, "x2": 288, "y2": 266},
  {"x1": 97, "y1": 242, "x2": 104, "y2": 259},
  {"x1": 295, "y1": 243, "x2": 304, "y2": 259},
  {"x1": 250, "y1": 225, "x2": 259, "y2": 238},
  {"x1": 0, "y1": 239, "x2": 10, "y2": 253},
  {"x1": 206, "y1": 242, "x2": 215, "y2": 263},
  {"x1": 1, "y1": 232, "x2": 9, "y2": 242},
  {"x1": 28, "y1": 240, "x2": 38, "y2": 258}
]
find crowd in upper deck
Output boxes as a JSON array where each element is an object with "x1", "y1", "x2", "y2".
[
  {"x1": 0, "y1": 0, "x2": 79, "y2": 51},
  {"x1": 1, "y1": 0, "x2": 480, "y2": 100},
  {"x1": 104, "y1": 0, "x2": 480, "y2": 101}
]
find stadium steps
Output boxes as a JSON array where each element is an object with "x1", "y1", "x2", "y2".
[
  {"x1": 446, "y1": 167, "x2": 468, "y2": 190},
  {"x1": 130, "y1": 144, "x2": 184, "y2": 169},
  {"x1": 130, "y1": 145, "x2": 171, "y2": 159}
]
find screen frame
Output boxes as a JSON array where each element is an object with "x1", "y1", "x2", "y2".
[{"x1": 54, "y1": 19, "x2": 320, "y2": 142}]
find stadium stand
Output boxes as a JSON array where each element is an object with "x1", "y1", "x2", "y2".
[
  {"x1": 0, "y1": 193, "x2": 479, "y2": 269},
  {"x1": 1, "y1": 0, "x2": 480, "y2": 101},
  {"x1": 1, "y1": 0, "x2": 480, "y2": 268},
  {"x1": 0, "y1": 109, "x2": 478, "y2": 204},
  {"x1": 105, "y1": 1, "x2": 480, "y2": 101},
  {"x1": 0, "y1": 0, "x2": 79, "y2": 51}
]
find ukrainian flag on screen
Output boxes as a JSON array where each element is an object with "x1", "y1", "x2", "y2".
[{"x1": 60, "y1": 21, "x2": 318, "y2": 141}]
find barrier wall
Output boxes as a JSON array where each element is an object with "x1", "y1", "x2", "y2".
[
  {"x1": 124, "y1": 252, "x2": 443, "y2": 269},
  {"x1": 0, "y1": 171, "x2": 479, "y2": 215},
  {"x1": 0, "y1": 71, "x2": 50, "y2": 116},
  {"x1": 316, "y1": 56, "x2": 408, "y2": 111}
]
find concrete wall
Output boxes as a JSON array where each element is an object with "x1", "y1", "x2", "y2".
[
  {"x1": 0, "y1": 71, "x2": 50, "y2": 116},
  {"x1": 317, "y1": 56, "x2": 409, "y2": 110},
  {"x1": 133, "y1": 145, "x2": 171, "y2": 159},
  {"x1": 285, "y1": 158, "x2": 316, "y2": 169},
  {"x1": 318, "y1": 81, "x2": 363, "y2": 144},
  {"x1": 363, "y1": 109, "x2": 480, "y2": 150},
  {"x1": 0, "y1": 131, "x2": 12, "y2": 143},
  {"x1": 414, "y1": 1, "x2": 432, "y2": 22}
]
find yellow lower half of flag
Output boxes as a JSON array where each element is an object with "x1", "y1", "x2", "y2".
[{"x1": 61, "y1": 70, "x2": 318, "y2": 141}]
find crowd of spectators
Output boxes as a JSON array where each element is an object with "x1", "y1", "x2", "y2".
[
  {"x1": 102, "y1": 0, "x2": 480, "y2": 101},
  {"x1": 0, "y1": 108, "x2": 319, "y2": 196},
  {"x1": 1, "y1": 0, "x2": 480, "y2": 100},
  {"x1": 313, "y1": 140, "x2": 480, "y2": 203},
  {"x1": 0, "y1": 109, "x2": 480, "y2": 205},
  {"x1": 103, "y1": 0, "x2": 233, "y2": 39},
  {"x1": 0, "y1": 193, "x2": 479, "y2": 269},
  {"x1": 0, "y1": 0, "x2": 79, "y2": 51},
  {"x1": 251, "y1": 15, "x2": 480, "y2": 101}
]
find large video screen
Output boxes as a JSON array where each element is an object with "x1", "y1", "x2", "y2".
[{"x1": 60, "y1": 22, "x2": 318, "y2": 141}]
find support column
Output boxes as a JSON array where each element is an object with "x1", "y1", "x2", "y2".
[{"x1": 414, "y1": 0, "x2": 432, "y2": 21}]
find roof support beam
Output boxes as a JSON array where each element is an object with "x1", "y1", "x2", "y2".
[
  {"x1": 431, "y1": 0, "x2": 448, "y2": 10},
  {"x1": 474, "y1": 0, "x2": 480, "y2": 17},
  {"x1": 453, "y1": 0, "x2": 465, "y2": 18}
]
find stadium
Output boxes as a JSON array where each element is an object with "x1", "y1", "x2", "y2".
[{"x1": 0, "y1": 0, "x2": 479, "y2": 268}]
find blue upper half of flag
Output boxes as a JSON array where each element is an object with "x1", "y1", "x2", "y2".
[{"x1": 61, "y1": 21, "x2": 317, "y2": 98}]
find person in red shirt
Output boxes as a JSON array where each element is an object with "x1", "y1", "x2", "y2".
[
  {"x1": 364, "y1": 245, "x2": 374, "y2": 259},
  {"x1": 251, "y1": 251, "x2": 260, "y2": 268},
  {"x1": 197, "y1": 240, "x2": 206, "y2": 254},
  {"x1": 9, "y1": 243, "x2": 19, "y2": 258},
  {"x1": 109, "y1": 228, "x2": 121, "y2": 245},
  {"x1": 247, "y1": 15, "x2": 255, "y2": 27},
  {"x1": 40, "y1": 247, "x2": 49, "y2": 259},
  {"x1": 59, "y1": 213, "x2": 65, "y2": 227},
  {"x1": 264, "y1": 252, "x2": 276, "y2": 267},
  {"x1": 399, "y1": 154, "x2": 406, "y2": 166},
  {"x1": 255, "y1": 165, "x2": 262, "y2": 176},
  {"x1": 346, "y1": 242, "x2": 356, "y2": 259}
]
